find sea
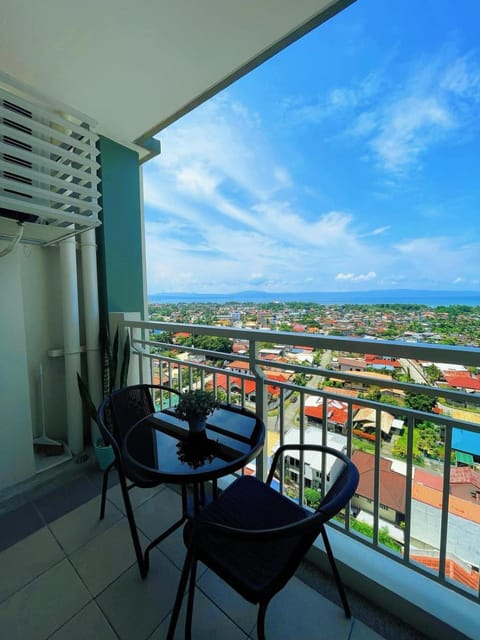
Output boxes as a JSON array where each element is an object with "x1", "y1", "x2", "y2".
[{"x1": 148, "y1": 289, "x2": 480, "y2": 307}]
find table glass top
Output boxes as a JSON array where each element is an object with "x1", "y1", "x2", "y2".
[{"x1": 125, "y1": 406, "x2": 264, "y2": 481}]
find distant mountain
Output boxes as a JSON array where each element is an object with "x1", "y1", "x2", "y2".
[{"x1": 148, "y1": 289, "x2": 480, "y2": 306}]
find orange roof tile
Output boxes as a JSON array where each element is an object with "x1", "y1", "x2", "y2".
[{"x1": 412, "y1": 484, "x2": 480, "y2": 524}]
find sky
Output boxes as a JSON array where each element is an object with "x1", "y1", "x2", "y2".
[{"x1": 143, "y1": 0, "x2": 480, "y2": 295}]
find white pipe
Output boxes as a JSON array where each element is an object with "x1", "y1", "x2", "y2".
[
  {"x1": 0, "y1": 222, "x2": 24, "y2": 257},
  {"x1": 59, "y1": 231, "x2": 83, "y2": 453},
  {"x1": 80, "y1": 229, "x2": 101, "y2": 444}
]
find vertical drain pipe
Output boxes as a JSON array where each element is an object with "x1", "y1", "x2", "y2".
[
  {"x1": 80, "y1": 229, "x2": 101, "y2": 444},
  {"x1": 59, "y1": 232, "x2": 83, "y2": 454}
]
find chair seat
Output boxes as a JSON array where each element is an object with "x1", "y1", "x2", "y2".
[{"x1": 184, "y1": 475, "x2": 309, "y2": 603}]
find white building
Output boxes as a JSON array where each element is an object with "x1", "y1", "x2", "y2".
[{"x1": 278, "y1": 427, "x2": 347, "y2": 492}]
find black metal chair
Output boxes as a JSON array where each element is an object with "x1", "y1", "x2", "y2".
[
  {"x1": 98, "y1": 383, "x2": 184, "y2": 578},
  {"x1": 167, "y1": 444, "x2": 359, "y2": 640}
]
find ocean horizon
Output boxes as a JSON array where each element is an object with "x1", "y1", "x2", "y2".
[{"x1": 148, "y1": 289, "x2": 480, "y2": 307}]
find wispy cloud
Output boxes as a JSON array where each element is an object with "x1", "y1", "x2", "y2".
[
  {"x1": 336, "y1": 271, "x2": 377, "y2": 282},
  {"x1": 143, "y1": 39, "x2": 480, "y2": 295},
  {"x1": 348, "y1": 49, "x2": 480, "y2": 174}
]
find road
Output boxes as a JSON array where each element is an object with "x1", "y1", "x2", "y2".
[
  {"x1": 267, "y1": 349, "x2": 332, "y2": 434},
  {"x1": 398, "y1": 358, "x2": 429, "y2": 384}
]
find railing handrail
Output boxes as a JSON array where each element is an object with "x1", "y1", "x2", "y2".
[
  {"x1": 124, "y1": 319, "x2": 480, "y2": 367},
  {"x1": 120, "y1": 316, "x2": 480, "y2": 604}
]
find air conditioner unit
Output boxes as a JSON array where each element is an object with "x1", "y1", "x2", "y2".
[{"x1": 0, "y1": 77, "x2": 101, "y2": 246}]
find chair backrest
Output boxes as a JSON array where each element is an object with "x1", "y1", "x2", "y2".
[
  {"x1": 267, "y1": 443, "x2": 359, "y2": 523},
  {"x1": 98, "y1": 384, "x2": 179, "y2": 454}
]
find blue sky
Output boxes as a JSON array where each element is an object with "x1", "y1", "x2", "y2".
[{"x1": 143, "y1": 0, "x2": 480, "y2": 295}]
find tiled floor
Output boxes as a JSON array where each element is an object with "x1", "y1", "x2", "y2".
[{"x1": 0, "y1": 462, "x2": 387, "y2": 640}]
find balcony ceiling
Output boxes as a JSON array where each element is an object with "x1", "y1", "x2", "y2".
[{"x1": 1, "y1": 0, "x2": 354, "y2": 160}]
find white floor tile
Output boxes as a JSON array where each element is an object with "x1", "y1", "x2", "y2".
[
  {"x1": 0, "y1": 526, "x2": 65, "y2": 603},
  {"x1": 350, "y1": 619, "x2": 388, "y2": 640},
  {"x1": 0, "y1": 558, "x2": 90, "y2": 640},
  {"x1": 49, "y1": 601, "x2": 118, "y2": 640},
  {"x1": 96, "y1": 548, "x2": 181, "y2": 640},
  {"x1": 150, "y1": 586, "x2": 250, "y2": 640},
  {"x1": 69, "y1": 517, "x2": 146, "y2": 596},
  {"x1": 49, "y1": 495, "x2": 123, "y2": 555},
  {"x1": 106, "y1": 482, "x2": 167, "y2": 515}
]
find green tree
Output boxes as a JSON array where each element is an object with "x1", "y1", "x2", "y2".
[
  {"x1": 304, "y1": 488, "x2": 322, "y2": 510},
  {"x1": 424, "y1": 364, "x2": 442, "y2": 384},
  {"x1": 365, "y1": 386, "x2": 381, "y2": 401},
  {"x1": 294, "y1": 372, "x2": 307, "y2": 386},
  {"x1": 405, "y1": 391, "x2": 436, "y2": 413}
]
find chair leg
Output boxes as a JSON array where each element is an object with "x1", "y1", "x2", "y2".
[
  {"x1": 118, "y1": 473, "x2": 147, "y2": 579},
  {"x1": 167, "y1": 547, "x2": 195, "y2": 640},
  {"x1": 99, "y1": 461, "x2": 115, "y2": 520},
  {"x1": 143, "y1": 513, "x2": 187, "y2": 575},
  {"x1": 320, "y1": 525, "x2": 351, "y2": 618},
  {"x1": 257, "y1": 601, "x2": 268, "y2": 640},
  {"x1": 184, "y1": 555, "x2": 198, "y2": 640}
]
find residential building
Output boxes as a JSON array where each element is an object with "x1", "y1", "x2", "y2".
[{"x1": 279, "y1": 427, "x2": 347, "y2": 492}]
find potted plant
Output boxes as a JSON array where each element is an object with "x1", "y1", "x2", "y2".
[
  {"x1": 174, "y1": 389, "x2": 219, "y2": 434},
  {"x1": 77, "y1": 325, "x2": 130, "y2": 469}
]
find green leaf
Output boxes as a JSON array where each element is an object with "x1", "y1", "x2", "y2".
[
  {"x1": 111, "y1": 328, "x2": 119, "y2": 392},
  {"x1": 77, "y1": 372, "x2": 99, "y2": 425},
  {"x1": 120, "y1": 330, "x2": 130, "y2": 388}
]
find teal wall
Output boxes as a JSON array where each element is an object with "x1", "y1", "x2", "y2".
[{"x1": 97, "y1": 136, "x2": 144, "y2": 317}]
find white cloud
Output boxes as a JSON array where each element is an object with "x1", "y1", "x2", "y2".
[
  {"x1": 143, "y1": 89, "x2": 478, "y2": 294},
  {"x1": 335, "y1": 271, "x2": 377, "y2": 282},
  {"x1": 370, "y1": 96, "x2": 454, "y2": 173},
  {"x1": 339, "y1": 49, "x2": 480, "y2": 175}
]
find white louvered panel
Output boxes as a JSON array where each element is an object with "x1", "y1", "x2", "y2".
[
  {"x1": 0, "y1": 79, "x2": 101, "y2": 246},
  {"x1": 0, "y1": 103, "x2": 97, "y2": 157},
  {"x1": 0, "y1": 142, "x2": 100, "y2": 186},
  {"x1": 0, "y1": 87, "x2": 97, "y2": 141},
  {"x1": 0, "y1": 197, "x2": 99, "y2": 227},
  {"x1": 0, "y1": 177, "x2": 101, "y2": 213}
]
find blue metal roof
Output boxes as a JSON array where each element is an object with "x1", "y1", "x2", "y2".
[{"x1": 452, "y1": 428, "x2": 480, "y2": 456}]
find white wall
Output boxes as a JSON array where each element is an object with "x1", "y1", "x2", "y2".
[
  {"x1": 20, "y1": 244, "x2": 65, "y2": 440},
  {"x1": 0, "y1": 249, "x2": 35, "y2": 488},
  {"x1": 0, "y1": 242, "x2": 70, "y2": 492}
]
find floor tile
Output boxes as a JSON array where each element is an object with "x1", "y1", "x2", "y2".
[
  {"x1": 0, "y1": 502, "x2": 44, "y2": 551},
  {"x1": 350, "y1": 619, "x2": 388, "y2": 640},
  {"x1": 69, "y1": 518, "x2": 145, "y2": 597},
  {"x1": 0, "y1": 558, "x2": 90, "y2": 640},
  {"x1": 0, "y1": 526, "x2": 65, "y2": 603},
  {"x1": 96, "y1": 548, "x2": 181, "y2": 640},
  {"x1": 34, "y1": 475, "x2": 99, "y2": 524},
  {"x1": 49, "y1": 601, "x2": 118, "y2": 640},
  {"x1": 49, "y1": 495, "x2": 123, "y2": 555},
  {"x1": 196, "y1": 569, "x2": 257, "y2": 636},
  {"x1": 153, "y1": 518, "x2": 188, "y2": 571},
  {"x1": 85, "y1": 467, "x2": 119, "y2": 493},
  {"x1": 150, "y1": 586, "x2": 249, "y2": 640},
  {"x1": 106, "y1": 482, "x2": 166, "y2": 515},
  {"x1": 261, "y1": 575, "x2": 352, "y2": 640},
  {"x1": 135, "y1": 487, "x2": 182, "y2": 544}
]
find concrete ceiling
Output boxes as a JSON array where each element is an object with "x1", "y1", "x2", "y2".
[{"x1": 1, "y1": 0, "x2": 355, "y2": 160}]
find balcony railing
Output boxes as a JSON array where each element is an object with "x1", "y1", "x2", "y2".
[{"x1": 119, "y1": 318, "x2": 480, "y2": 616}]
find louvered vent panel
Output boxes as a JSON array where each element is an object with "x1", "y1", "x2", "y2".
[{"x1": 0, "y1": 82, "x2": 101, "y2": 245}]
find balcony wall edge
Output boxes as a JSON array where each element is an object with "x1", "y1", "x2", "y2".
[{"x1": 307, "y1": 528, "x2": 476, "y2": 640}]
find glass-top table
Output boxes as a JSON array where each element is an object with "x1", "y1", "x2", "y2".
[{"x1": 123, "y1": 403, "x2": 265, "y2": 485}]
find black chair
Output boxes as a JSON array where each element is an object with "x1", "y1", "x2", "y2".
[
  {"x1": 98, "y1": 383, "x2": 184, "y2": 578},
  {"x1": 167, "y1": 444, "x2": 360, "y2": 640}
]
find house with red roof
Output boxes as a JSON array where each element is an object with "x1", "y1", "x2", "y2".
[
  {"x1": 442, "y1": 373, "x2": 480, "y2": 392},
  {"x1": 351, "y1": 451, "x2": 406, "y2": 525},
  {"x1": 304, "y1": 396, "x2": 350, "y2": 435},
  {"x1": 411, "y1": 470, "x2": 480, "y2": 585},
  {"x1": 225, "y1": 360, "x2": 250, "y2": 374}
]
